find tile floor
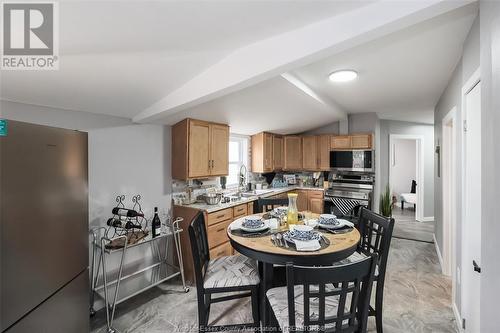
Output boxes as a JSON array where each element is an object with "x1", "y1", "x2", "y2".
[
  {"x1": 392, "y1": 206, "x2": 435, "y2": 243},
  {"x1": 91, "y1": 236, "x2": 456, "y2": 333}
]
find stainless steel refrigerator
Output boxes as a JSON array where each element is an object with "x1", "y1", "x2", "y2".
[{"x1": 1, "y1": 121, "x2": 89, "y2": 332}]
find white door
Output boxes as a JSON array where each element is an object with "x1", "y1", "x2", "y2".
[{"x1": 463, "y1": 81, "x2": 481, "y2": 333}]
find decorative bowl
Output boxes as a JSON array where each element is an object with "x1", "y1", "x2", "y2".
[
  {"x1": 242, "y1": 216, "x2": 264, "y2": 229},
  {"x1": 284, "y1": 228, "x2": 320, "y2": 242},
  {"x1": 319, "y1": 214, "x2": 339, "y2": 226}
]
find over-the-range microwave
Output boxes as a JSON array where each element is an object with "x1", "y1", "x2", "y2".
[{"x1": 330, "y1": 150, "x2": 374, "y2": 172}]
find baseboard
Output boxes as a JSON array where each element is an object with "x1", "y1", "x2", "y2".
[
  {"x1": 453, "y1": 302, "x2": 463, "y2": 332},
  {"x1": 420, "y1": 216, "x2": 435, "y2": 222},
  {"x1": 433, "y1": 234, "x2": 444, "y2": 274}
]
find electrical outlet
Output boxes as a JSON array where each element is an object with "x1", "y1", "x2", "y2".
[{"x1": 457, "y1": 266, "x2": 461, "y2": 285}]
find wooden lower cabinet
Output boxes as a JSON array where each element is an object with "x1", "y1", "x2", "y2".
[
  {"x1": 248, "y1": 201, "x2": 254, "y2": 214},
  {"x1": 207, "y1": 219, "x2": 232, "y2": 248},
  {"x1": 296, "y1": 190, "x2": 309, "y2": 212},
  {"x1": 173, "y1": 201, "x2": 257, "y2": 283},
  {"x1": 209, "y1": 242, "x2": 232, "y2": 258},
  {"x1": 233, "y1": 203, "x2": 248, "y2": 218},
  {"x1": 294, "y1": 190, "x2": 324, "y2": 213},
  {"x1": 308, "y1": 191, "x2": 324, "y2": 214}
]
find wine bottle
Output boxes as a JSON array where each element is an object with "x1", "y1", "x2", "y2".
[
  {"x1": 125, "y1": 220, "x2": 142, "y2": 229},
  {"x1": 152, "y1": 207, "x2": 161, "y2": 237},
  {"x1": 112, "y1": 207, "x2": 144, "y2": 218},
  {"x1": 106, "y1": 217, "x2": 122, "y2": 228}
]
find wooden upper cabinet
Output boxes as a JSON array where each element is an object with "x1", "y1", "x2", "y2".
[
  {"x1": 302, "y1": 136, "x2": 318, "y2": 170},
  {"x1": 331, "y1": 135, "x2": 351, "y2": 150},
  {"x1": 350, "y1": 134, "x2": 372, "y2": 149},
  {"x1": 251, "y1": 132, "x2": 273, "y2": 173},
  {"x1": 284, "y1": 136, "x2": 302, "y2": 170},
  {"x1": 172, "y1": 118, "x2": 229, "y2": 180},
  {"x1": 210, "y1": 124, "x2": 229, "y2": 176},
  {"x1": 273, "y1": 135, "x2": 284, "y2": 170},
  {"x1": 317, "y1": 135, "x2": 331, "y2": 170},
  {"x1": 331, "y1": 134, "x2": 373, "y2": 150},
  {"x1": 264, "y1": 133, "x2": 273, "y2": 171},
  {"x1": 188, "y1": 120, "x2": 211, "y2": 178}
]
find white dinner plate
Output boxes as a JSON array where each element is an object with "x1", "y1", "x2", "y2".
[
  {"x1": 240, "y1": 223, "x2": 269, "y2": 233},
  {"x1": 318, "y1": 219, "x2": 352, "y2": 230}
]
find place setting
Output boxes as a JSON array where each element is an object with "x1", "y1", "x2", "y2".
[
  {"x1": 229, "y1": 215, "x2": 278, "y2": 237},
  {"x1": 311, "y1": 213, "x2": 355, "y2": 234},
  {"x1": 273, "y1": 225, "x2": 330, "y2": 252}
]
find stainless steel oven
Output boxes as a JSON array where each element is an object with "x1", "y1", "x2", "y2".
[
  {"x1": 330, "y1": 150, "x2": 374, "y2": 172},
  {"x1": 324, "y1": 172, "x2": 374, "y2": 216}
]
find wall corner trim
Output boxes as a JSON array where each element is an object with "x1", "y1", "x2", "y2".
[
  {"x1": 433, "y1": 233, "x2": 445, "y2": 275},
  {"x1": 453, "y1": 302, "x2": 463, "y2": 333},
  {"x1": 421, "y1": 216, "x2": 435, "y2": 222}
]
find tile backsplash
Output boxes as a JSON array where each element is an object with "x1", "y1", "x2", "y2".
[{"x1": 172, "y1": 171, "x2": 325, "y2": 205}]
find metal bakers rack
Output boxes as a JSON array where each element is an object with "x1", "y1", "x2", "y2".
[{"x1": 89, "y1": 195, "x2": 188, "y2": 333}]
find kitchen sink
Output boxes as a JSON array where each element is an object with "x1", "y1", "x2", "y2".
[{"x1": 241, "y1": 189, "x2": 274, "y2": 197}]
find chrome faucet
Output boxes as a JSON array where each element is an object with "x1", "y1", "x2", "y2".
[{"x1": 239, "y1": 164, "x2": 247, "y2": 193}]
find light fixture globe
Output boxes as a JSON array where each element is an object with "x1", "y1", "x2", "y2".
[{"x1": 328, "y1": 70, "x2": 358, "y2": 82}]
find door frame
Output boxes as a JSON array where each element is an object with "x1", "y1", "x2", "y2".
[
  {"x1": 388, "y1": 134, "x2": 425, "y2": 222},
  {"x1": 442, "y1": 107, "x2": 457, "y2": 282},
  {"x1": 460, "y1": 67, "x2": 481, "y2": 332}
]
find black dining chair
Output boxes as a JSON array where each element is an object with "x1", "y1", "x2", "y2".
[
  {"x1": 335, "y1": 207, "x2": 394, "y2": 333},
  {"x1": 266, "y1": 255, "x2": 378, "y2": 333},
  {"x1": 255, "y1": 197, "x2": 289, "y2": 213},
  {"x1": 188, "y1": 212, "x2": 260, "y2": 332}
]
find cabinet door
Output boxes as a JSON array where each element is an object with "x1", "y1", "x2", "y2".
[
  {"x1": 188, "y1": 120, "x2": 211, "y2": 178},
  {"x1": 248, "y1": 201, "x2": 255, "y2": 214},
  {"x1": 273, "y1": 135, "x2": 284, "y2": 170},
  {"x1": 317, "y1": 135, "x2": 331, "y2": 170},
  {"x1": 210, "y1": 124, "x2": 229, "y2": 176},
  {"x1": 309, "y1": 198, "x2": 324, "y2": 214},
  {"x1": 351, "y1": 134, "x2": 372, "y2": 149},
  {"x1": 302, "y1": 136, "x2": 318, "y2": 170},
  {"x1": 264, "y1": 132, "x2": 274, "y2": 171},
  {"x1": 251, "y1": 132, "x2": 273, "y2": 173},
  {"x1": 331, "y1": 135, "x2": 351, "y2": 150},
  {"x1": 296, "y1": 190, "x2": 308, "y2": 212},
  {"x1": 284, "y1": 136, "x2": 302, "y2": 170}
]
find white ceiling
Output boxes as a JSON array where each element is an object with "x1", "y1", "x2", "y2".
[
  {"x1": 289, "y1": 4, "x2": 478, "y2": 125},
  {"x1": 162, "y1": 3, "x2": 477, "y2": 131},
  {"x1": 0, "y1": 0, "x2": 372, "y2": 117},
  {"x1": 0, "y1": 1, "x2": 478, "y2": 130},
  {"x1": 162, "y1": 76, "x2": 336, "y2": 135}
]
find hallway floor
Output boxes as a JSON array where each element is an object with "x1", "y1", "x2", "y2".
[
  {"x1": 91, "y1": 238, "x2": 456, "y2": 333},
  {"x1": 392, "y1": 206, "x2": 435, "y2": 243}
]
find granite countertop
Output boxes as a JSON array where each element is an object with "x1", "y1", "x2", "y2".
[{"x1": 176, "y1": 186, "x2": 325, "y2": 213}]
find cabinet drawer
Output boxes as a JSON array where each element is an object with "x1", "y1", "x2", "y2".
[
  {"x1": 209, "y1": 241, "x2": 232, "y2": 259},
  {"x1": 308, "y1": 191, "x2": 324, "y2": 199},
  {"x1": 233, "y1": 204, "x2": 248, "y2": 218},
  {"x1": 207, "y1": 208, "x2": 233, "y2": 226},
  {"x1": 207, "y1": 220, "x2": 231, "y2": 249}
]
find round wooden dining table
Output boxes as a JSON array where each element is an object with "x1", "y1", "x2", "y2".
[{"x1": 227, "y1": 212, "x2": 361, "y2": 327}]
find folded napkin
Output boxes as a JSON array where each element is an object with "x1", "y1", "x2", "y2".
[
  {"x1": 293, "y1": 239, "x2": 321, "y2": 252},
  {"x1": 336, "y1": 219, "x2": 355, "y2": 228},
  {"x1": 229, "y1": 219, "x2": 243, "y2": 231}
]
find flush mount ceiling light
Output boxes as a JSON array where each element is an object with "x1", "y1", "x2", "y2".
[{"x1": 328, "y1": 70, "x2": 358, "y2": 82}]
